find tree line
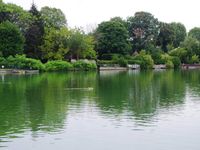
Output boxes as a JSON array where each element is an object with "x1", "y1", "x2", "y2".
[
  {"x1": 0, "y1": 1, "x2": 200, "y2": 70},
  {"x1": 0, "y1": 1, "x2": 96, "y2": 62}
]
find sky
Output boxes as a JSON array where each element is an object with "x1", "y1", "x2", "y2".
[{"x1": 3, "y1": 0, "x2": 200, "y2": 32}]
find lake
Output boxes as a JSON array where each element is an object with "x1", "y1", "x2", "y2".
[{"x1": 0, "y1": 70, "x2": 200, "y2": 150}]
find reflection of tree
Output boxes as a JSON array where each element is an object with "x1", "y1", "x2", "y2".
[
  {"x1": 0, "y1": 70, "x2": 198, "y2": 140},
  {"x1": 181, "y1": 70, "x2": 200, "y2": 97},
  {"x1": 158, "y1": 70, "x2": 186, "y2": 106},
  {"x1": 0, "y1": 72, "x2": 98, "y2": 139},
  {"x1": 0, "y1": 75, "x2": 28, "y2": 138},
  {"x1": 96, "y1": 70, "x2": 186, "y2": 121}
]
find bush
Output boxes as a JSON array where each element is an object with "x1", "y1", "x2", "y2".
[
  {"x1": 149, "y1": 47, "x2": 164, "y2": 64},
  {"x1": 140, "y1": 55, "x2": 154, "y2": 69},
  {"x1": 169, "y1": 48, "x2": 187, "y2": 63},
  {"x1": 191, "y1": 55, "x2": 199, "y2": 64},
  {"x1": 117, "y1": 57, "x2": 128, "y2": 67},
  {"x1": 166, "y1": 60, "x2": 174, "y2": 69},
  {"x1": 161, "y1": 54, "x2": 172, "y2": 63},
  {"x1": 0, "y1": 57, "x2": 6, "y2": 67},
  {"x1": 73, "y1": 60, "x2": 97, "y2": 71},
  {"x1": 172, "y1": 57, "x2": 181, "y2": 69},
  {"x1": 4, "y1": 55, "x2": 45, "y2": 71},
  {"x1": 45, "y1": 60, "x2": 73, "y2": 71},
  {"x1": 98, "y1": 55, "x2": 128, "y2": 67},
  {"x1": 97, "y1": 60, "x2": 116, "y2": 65},
  {"x1": 134, "y1": 50, "x2": 154, "y2": 69},
  {"x1": 127, "y1": 59, "x2": 141, "y2": 64}
]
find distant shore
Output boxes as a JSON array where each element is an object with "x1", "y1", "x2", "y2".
[{"x1": 1, "y1": 64, "x2": 200, "y2": 75}]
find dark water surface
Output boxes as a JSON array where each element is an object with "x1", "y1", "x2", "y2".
[{"x1": 0, "y1": 70, "x2": 200, "y2": 150}]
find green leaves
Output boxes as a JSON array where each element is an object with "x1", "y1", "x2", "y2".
[
  {"x1": 41, "y1": 27, "x2": 70, "y2": 60},
  {"x1": 0, "y1": 21, "x2": 24, "y2": 57},
  {"x1": 41, "y1": 6, "x2": 67, "y2": 29},
  {"x1": 68, "y1": 29, "x2": 96, "y2": 59},
  {"x1": 170, "y1": 22, "x2": 187, "y2": 48},
  {"x1": 95, "y1": 20, "x2": 131, "y2": 58},
  {"x1": 189, "y1": 27, "x2": 200, "y2": 41},
  {"x1": 127, "y1": 12, "x2": 159, "y2": 52}
]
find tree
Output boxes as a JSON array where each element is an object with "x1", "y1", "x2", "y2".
[
  {"x1": 0, "y1": 21, "x2": 24, "y2": 57},
  {"x1": 110, "y1": 17, "x2": 127, "y2": 28},
  {"x1": 157, "y1": 22, "x2": 175, "y2": 52},
  {"x1": 127, "y1": 12, "x2": 159, "y2": 52},
  {"x1": 68, "y1": 29, "x2": 96, "y2": 59},
  {"x1": 41, "y1": 27, "x2": 70, "y2": 60},
  {"x1": 188, "y1": 27, "x2": 200, "y2": 41},
  {"x1": 40, "y1": 6, "x2": 67, "y2": 29},
  {"x1": 24, "y1": 4, "x2": 44, "y2": 59},
  {"x1": 169, "y1": 48, "x2": 187, "y2": 63},
  {"x1": 180, "y1": 37, "x2": 200, "y2": 62},
  {"x1": 95, "y1": 21, "x2": 131, "y2": 58},
  {"x1": 0, "y1": 1, "x2": 31, "y2": 34},
  {"x1": 170, "y1": 22, "x2": 186, "y2": 48}
]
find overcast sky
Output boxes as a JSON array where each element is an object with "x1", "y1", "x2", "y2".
[{"x1": 3, "y1": 0, "x2": 200, "y2": 31}]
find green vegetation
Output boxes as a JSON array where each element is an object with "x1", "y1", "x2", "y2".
[
  {"x1": 0, "y1": 55, "x2": 44, "y2": 70},
  {"x1": 0, "y1": 55, "x2": 97, "y2": 72},
  {"x1": 0, "y1": 1, "x2": 200, "y2": 70},
  {"x1": 0, "y1": 21, "x2": 24, "y2": 57},
  {"x1": 45, "y1": 60, "x2": 73, "y2": 71},
  {"x1": 72, "y1": 60, "x2": 97, "y2": 71},
  {"x1": 95, "y1": 20, "x2": 131, "y2": 58}
]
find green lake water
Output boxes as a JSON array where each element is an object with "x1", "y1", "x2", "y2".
[{"x1": 0, "y1": 70, "x2": 200, "y2": 150}]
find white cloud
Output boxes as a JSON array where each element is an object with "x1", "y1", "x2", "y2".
[{"x1": 3, "y1": 0, "x2": 200, "y2": 31}]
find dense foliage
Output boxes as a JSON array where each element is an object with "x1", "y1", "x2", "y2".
[
  {"x1": 0, "y1": 21, "x2": 24, "y2": 57},
  {"x1": 0, "y1": 1, "x2": 200, "y2": 70},
  {"x1": 95, "y1": 20, "x2": 131, "y2": 58}
]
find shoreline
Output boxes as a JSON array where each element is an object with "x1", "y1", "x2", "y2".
[
  {"x1": 1, "y1": 64, "x2": 200, "y2": 75},
  {"x1": 0, "y1": 69, "x2": 39, "y2": 74}
]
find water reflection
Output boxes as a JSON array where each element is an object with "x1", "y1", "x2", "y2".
[{"x1": 0, "y1": 70, "x2": 200, "y2": 147}]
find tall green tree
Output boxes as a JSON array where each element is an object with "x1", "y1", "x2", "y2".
[
  {"x1": 0, "y1": 21, "x2": 24, "y2": 57},
  {"x1": 170, "y1": 22, "x2": 187, "y2": 48},
  {"x1": 110, "y1": 17, "x2": 127, "y2": 28},
  {"x1": 95, "y1": 21, "x2": 131, "y2": 58},
  {"x1": 40, "y1": 6, "x2": 67, "y2": 29},
  {"x1": 24, "y1": 4, "x2": 44, "y2": 60},
  {"x1": 157, "y1": 22, "x2": 175, "y2": 52},
  {"x1": 180, "y1": 37, "x2": 200, "y2": 62},
  {"x1": 41, "y1": 27, "x2": 70, "y2": 60},
  {"x1": 127, "y1": 12, "x2": 159, "y2": 52},
  {"x1": 68, "y1": 29, "x2": 96, "y2": 59},
  {"x1": 188, "y1": 27, "x2": 200, "y2": 41},
  {"x1": 0, "y1": 1, "x2": 31, "y2": 34}
]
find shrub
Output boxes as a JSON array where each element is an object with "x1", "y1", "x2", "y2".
[
  {"x1": 166, "y1": 60, "x2": 174, "y2": 69},
  {"x1": 73, "y1": 60, "x2": 97, "y2": 71},
  {"x1": 16, "y1": 55, "x2": 44, "y2": 70},
  {"x1": 127, "y1": 59, "x2": 141, "y2": 64},
  {"x1": 169, "y1": 48, "x2": 187, "y2": 63},
  {"x1": 0, "y1": 57, "x2": 6, "y2": 68},
  {"x1": 134, "y1": 50, "x2": 154, "y2": 69},
  {"x1": 140, "y1": 55, "x2": 154, "y2": 69},
  {"x1": 161, "y1": 54, "x2": 172, "y2": 63},
  {"x1": 45, "y1": 60, "x2": 73, "y2": 71},
  {"x1": 5, "y1": 55, "x2": 45, "y2": 71},
  {"x1": 149, "y1": 47, "x2": 164, "y2": 64},
  {"x1": 97, "y1": 60, "x2": 116, "y2": 65},
  {"x1": 117, "y1": 57, "x2": 128, "y2": 67},
  {"x1": 191, "y1": 55, "x2": 199, "y2": 64},
  {"x1": 172, "y1": 57, "x2": 181, "y2": 69}
]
